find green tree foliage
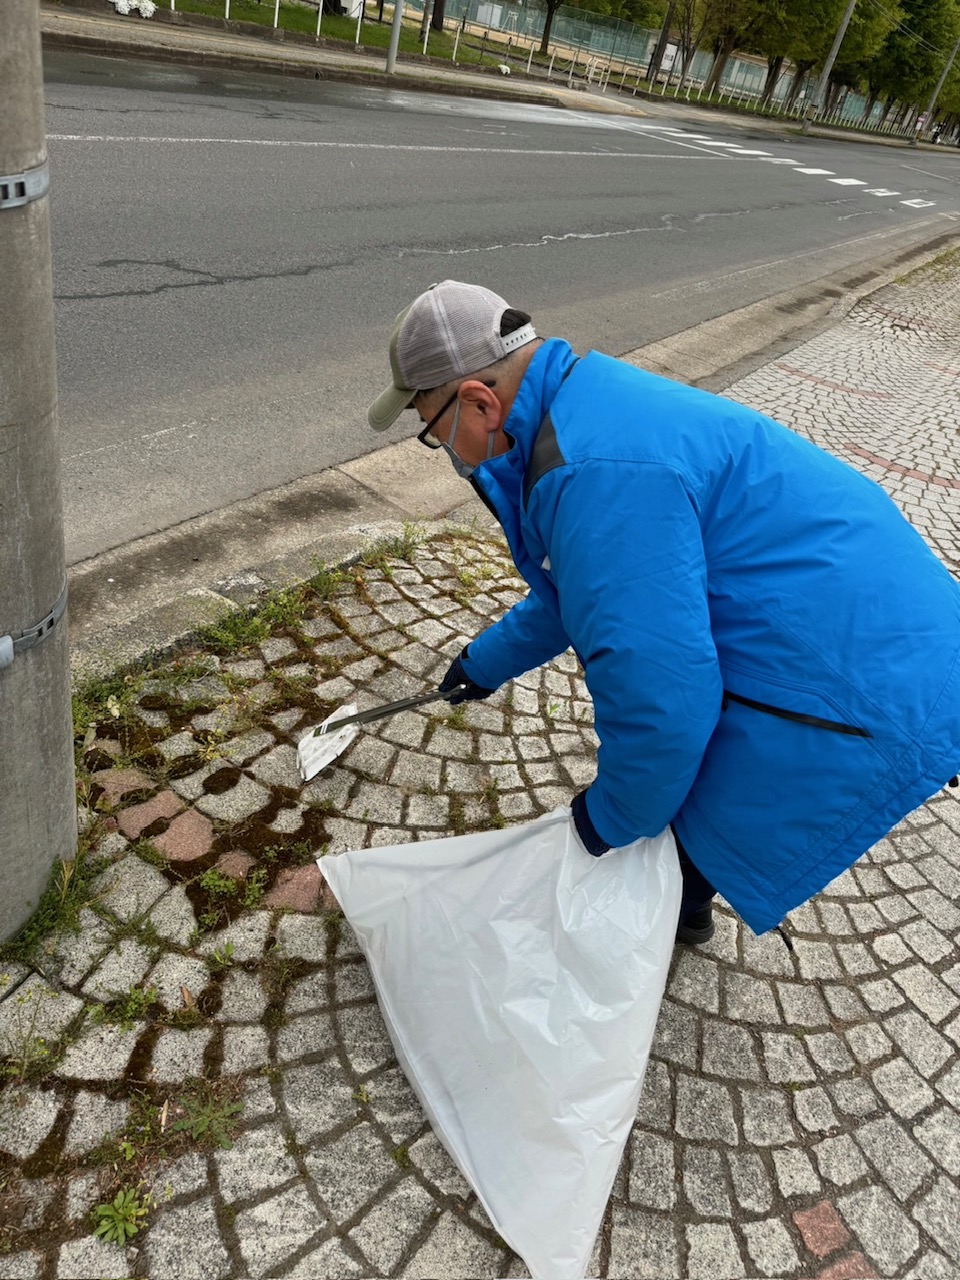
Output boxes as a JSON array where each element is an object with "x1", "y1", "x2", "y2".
[{"x1": 866, "y1": 0, "x2": 960, "y2": 107}]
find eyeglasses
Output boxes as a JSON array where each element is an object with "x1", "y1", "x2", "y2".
[{"x1": 416, "y1": 381, "x2": 495, "y2": 449}]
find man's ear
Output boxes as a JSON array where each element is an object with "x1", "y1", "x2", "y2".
[{"x1": 458, "y1": 379, "x2": 503, "y2": 429}]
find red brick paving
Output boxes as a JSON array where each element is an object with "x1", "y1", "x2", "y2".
[
  {"x1": 214, "y1": 850, "x2": 256, "y2": 881},
  {"x1": 817, "y1": 1252, "x2": 878, "y2": 1279},
  {"x1": 151, "y1": 807, "x2": 215, "y2": 862},
  {"x1": 116, "y1": 790, "x2": 184, "y2": 839},
  {"x1": 263, "y1": 865, "x2": 322, "y2": 912},
  {"x1": 844, "y1": 442, "x2": 960, "y2": 490},
  {"x1": 93, "y1": 766, "x2": 156, "y2": 807},
  {"x1": 793, "y1": 1201, "x2": 851, "y2": 1259},
  {"x1": 774, "y1": 363, "x2": 893, "y2": 399}
]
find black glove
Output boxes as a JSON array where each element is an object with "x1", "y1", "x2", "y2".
[
  {"x1": 439, "y1": 647, "x2": 495, "y2": 706},
  {"x1": 571, "y1": 789, "x2": 611, "y2": 858}
]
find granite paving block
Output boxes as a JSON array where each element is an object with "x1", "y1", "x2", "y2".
[
  {"x1": 236, "y1": 1183, "x2": 328, "y2": 1279},
  {"x1": 150, "y1": 1028, "x2": 213, "y2": 1083},
  {"x1": 0, "y1": 1089, "x2": 61, "y2": 1161},
  {"x1": 282, "y1": 1238, "x2": 366, "y2": 1279},
  {"x1": 44, "y1": 913, "x2": 112, "y2": 990},
  {"x1": 146, "y1": 953, "x2": 211, "y2": 1012},
  {"x1": 195, "y1": 775, "x2": 271, "y2": 822},
  {"x1": 221, "y1": 1024, "x2": 269, "y2": 1074},
  {"x1": 196, "y1": 913, "x2": 271, "y2": 963},
  {"x1": 217, "y1": 969, "x2": 268, "y2": 1022},
  {"x1": 215, "y1": 1123, "x2": 299, "y2": 1201},
  {"x1": 0, "y1": 1251, "x2": 41, "y2": 1279},
  {"x1": 283, "y1": 1058, "x2": 357, "y2": 1144},
  {"x1": 303, "y1": 1121, "x2": 400, "y2": 1223},
  {"x1": 80, "y1": 938, "x2": 154, "y2": 1002},
  {"x1": 276, "y1": 1011, "x2": 337, "y2": 1062},
  {"x1": 607, "y1": 1205, "x2": 681, "y2": 1279},
  {"x1": 401, "y1": 1211, "x2": 504, "y2": 1279},
  {"x1": 147, "y1": 883, "x2": 197, "y2": 945},
  {"x1": 143, "y1": 1199, "x2": 232, "y2": 1280},
  {"x1": 56, "y1": 1023, "x2": 139, "y2": 1081},
  {"x1": 274, "y1": 912, "x2": 329, "y2": 963},
  {"x1": 913, "y1": 1177, "x2": 960, "y2": 1260},
  {"x1": 55, "y1": 1236, "x2": 131, "y2": 1279},
  {"x1": 349, "y1": 1180, "x2": 437, "y2": 1276},
  {"x1": 90, "y1": 854, "x2": 170, "y2": 921},
  {"x1": 63, "y1": 1091, "x2": 130, "y2": 1156},
  {"x1": 839, "y1": 1185, "x2": 920, "y2": 1272},
  {"x1": 0, "y1": 975, "x2": 83, "y2": 1056}
]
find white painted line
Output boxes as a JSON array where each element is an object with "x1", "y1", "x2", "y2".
[
  {"x1": 795, "y1": 167, "x2": 835, "y2": 175},
  {"x1": 725, "y1": 148, "x2": 772, "y2": 155},
  {"x1": 864, "y1": 188, "x2": 901, "y2": 196},
  {"x1": 46, "y1": 133, "x2": 713, "y2": 160},
  {"x1": 686, "y1": 140, "x2": 742, "y2": 148},
  {"x1": 901, "y1": 198, "x2": 936, "y2": 208},
  {"x1": 756, "y1": 157, "x2": 801, "y2": 165},
  {"x1": 828, "y1": 177, "x2": 867, "y2": 186}
]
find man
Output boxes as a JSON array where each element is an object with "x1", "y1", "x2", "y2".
[{"x1": 368, "y1": 280, "x2": 960, "y2": 943}]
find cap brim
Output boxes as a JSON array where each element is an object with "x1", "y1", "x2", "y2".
[{"x1": 367, "y1": 382, "x2": 417, "y2": 432}]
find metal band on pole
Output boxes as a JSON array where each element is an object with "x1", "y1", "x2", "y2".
[
  {"x1": 0, "y1": 582, "x2": 69, "y2": 671},
  {"x1": 0, "y1": 160, "x2": 49, "y2": 211}
]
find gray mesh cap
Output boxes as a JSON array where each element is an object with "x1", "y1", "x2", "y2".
[{"x1": 367, "y1": 280, "x2": 537, "y2": 431}]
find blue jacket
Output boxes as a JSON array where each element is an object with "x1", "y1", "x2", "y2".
[{"x1": 462, "y1": 339, "x2": 960, "y2": 934}]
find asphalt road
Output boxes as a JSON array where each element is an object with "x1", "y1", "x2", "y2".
[{"x1": 44, "y1": 52, "x2": 960, "y2": 565}]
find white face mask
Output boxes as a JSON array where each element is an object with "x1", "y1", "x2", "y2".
[{"x1": 442, "y1": 401, "x2": 496, "y2": 481}]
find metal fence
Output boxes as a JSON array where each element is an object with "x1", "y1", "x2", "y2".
[{"x1": 406, "y1": 0, "x2": 921, "y2": 137}]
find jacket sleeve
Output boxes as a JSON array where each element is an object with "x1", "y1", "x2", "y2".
[
  {"x1": 461, "y1": 588, "x2": 571, "y2": 691},
  {"x1": 540, "y1": 458, "x2": 722, "y2": 846}
]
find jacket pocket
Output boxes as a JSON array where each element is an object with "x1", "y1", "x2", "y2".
[{"x1": 722, "y1": 691, "x2": 872, "y2": 739}]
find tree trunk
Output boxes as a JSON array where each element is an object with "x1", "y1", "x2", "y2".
[
  {"x1": 703, "y1": 34, "x2": 735, "y2": 98},
  {"x1": 430, "y1": 0, "x2": 444, "y2": 32},
  {"x1": 760, "y1": 54, "x2": 784, "y2": 107},
  {"x1": 785, "y1": 59, "x2": 814, "y2": 111},
  {"x1": 676, "y1": 45, "x2": 698, "y2": 93},
  {"x1": 538, "y1": 8, "x2": 556, "y2": 55}
]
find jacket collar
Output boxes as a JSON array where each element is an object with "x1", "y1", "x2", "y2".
[{"x1": 472, "y1": 338, "x2": 579, "y2": 500}]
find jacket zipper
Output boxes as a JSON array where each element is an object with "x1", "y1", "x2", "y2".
[{"x1": 723, "y1": 691, "x2": 872, "y2": 738}]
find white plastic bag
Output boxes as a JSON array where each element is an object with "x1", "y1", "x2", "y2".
[{"x1": 319, "y1": 807, "x2": 680, "y2": 1280}]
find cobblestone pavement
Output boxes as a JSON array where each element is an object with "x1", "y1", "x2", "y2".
[{"x1": 2, "y1": 256, "x2": 960, "y2": 1280}]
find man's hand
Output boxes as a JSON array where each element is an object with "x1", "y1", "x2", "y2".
[
  {"x1": 439, "y1": 648, "x2": 496, "y2": 705},
  {"x1": 571, "y1": 790, "x2": 612, "y2": 858}
]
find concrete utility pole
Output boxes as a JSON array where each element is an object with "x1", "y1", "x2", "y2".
[
  {"x1": 801, "y1": 0, "x2": 858, "y2": 135},
  {"x1": 385, "y1": 0, "x2": 404, "y2": 72},
  {"x1": 0, "y1": 0, "x2": 77, "y2": 941},
  {"x1": 911, "y1": 33, "x2": 960, "y2": 146}
]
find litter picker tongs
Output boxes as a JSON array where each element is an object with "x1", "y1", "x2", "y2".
[{"x1": 297, "y1": 684, "x2": 467, "y2": 783}]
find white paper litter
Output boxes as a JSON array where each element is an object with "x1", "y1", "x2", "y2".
[
  {"x1": 297, "y1": 703, "x2": 360, "y2": 782},
  {"x1": 319, "y1": 807, "x2": 680, "y2": 1280}
]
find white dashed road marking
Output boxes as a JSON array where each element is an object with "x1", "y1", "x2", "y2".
[{"x1": 585, "y1": 123, "x2": 939, "y2": 212}]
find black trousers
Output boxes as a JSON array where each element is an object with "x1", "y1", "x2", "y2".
[{"x1": 672, "y1": 828, "x2": 717, "y2": 923}]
